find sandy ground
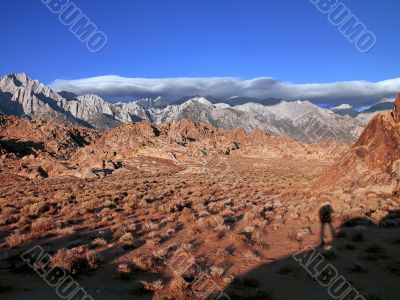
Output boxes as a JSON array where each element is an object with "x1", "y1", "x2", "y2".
[{"x1": 0, "y1": 156, "x2": 399, "y2": 299}]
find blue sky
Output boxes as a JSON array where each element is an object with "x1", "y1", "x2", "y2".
[{"x1": 1, "y1": 0, "x2": 400, "y2": 106}]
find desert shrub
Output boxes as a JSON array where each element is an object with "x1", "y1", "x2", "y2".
[
  {"x1": 0, "y1": 215, "x2": 18, "y2": 226},
  {"x1": 118, "y1": 232, "x2": 135, "y2": 248},
  {"x1": 177, "y1": 243, "x2": 193, "y2": 253},
  {"x1": 209, "y1": 266, "x2": 225, "y2": 277},
  {"x1": 243, "y1": 250, "x2": 261, "y2": 261},
  {"x1": 4, "y1": 232, "x2": 25, "y2": 248},
  {"x1": 111, "y1": 226, "x2": 127, "y2": 240},
  {"x1": 132, "y1": 256, "x2": 152, "y2": 272},
  {"x1": 178, "y1": 208, "x2": 196, "y2": 223},
  {"x1": 50, "y1": 248, "x2": 88, "y2": 274},
  {"x1": 85, "y1": 251, "x2": 101, "y2": 270},
  {"x1": 31, "y1": 217, "x2": 52, "y2": 233},
  {"x1": 207, "y1": 202, "x2": 225, "y2": 214},
  {"x1": 208, "y1": 215, "x2": 224, "y2": 228},
  {"x1": 140, "y1": 279, "x2": 164, "y2": 292},
  {"x1": 1, "y1": 207, "x2": 17, "y2": 218},
  {"x1": 198, "y1": 210, "x2": 210, "y2": 218},
  {"x1": 80, "y1": 200, "x2": 98, "y2": 213},
  {"x1": 146, "y1": 231, "x2": 161, "y2": 246},
  {"x1": 223, "y1": 215, "x2": 237, "y2": 226},
  {"x1": 243, "y1": 210, "x2": 258, "y2": 221},
  {"x1": 91, "y1": 237, "x2": 108, "y2": 247},
  {"x1": 227, "y1": 231, "x2": 247, "y2": 244},
  {"x1": 55, "y1": 226, "x2": 75, "y2": 236},
  {"x1": 169, "y1": 199, "x2": 192, "y2": 213},
  {"x1": 18, "y1": 215, "x2": 32, "y2": 226},
  {"x1": 168, "y1": 276, "x2": 188, "y2": 294},
  {"x1": 143, "y1": 221, "x2": 159, "y2": 231}
]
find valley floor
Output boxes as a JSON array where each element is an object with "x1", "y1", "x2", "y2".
[{"x1": 0, "y1": 156, "x2": 399, "y2": 299}]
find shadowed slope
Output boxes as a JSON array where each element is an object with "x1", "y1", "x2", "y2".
[{"x1": 315, "y1": 93, "x2": 400, "y2": 194}]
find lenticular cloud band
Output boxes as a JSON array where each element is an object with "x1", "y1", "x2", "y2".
[{"x1": 50, "y1": 76, "x2": 400, "y2": 107}]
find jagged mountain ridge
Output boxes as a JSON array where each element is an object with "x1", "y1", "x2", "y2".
[
  {"x1": 149, "y1": 98, "x2": 372, "y2": 142},
  {"x1": 0, "y1": 73, "x2": 83, "y2": 126},
  {"x1": 0, "y1": 73, "x2": 386, "y2": 142}
]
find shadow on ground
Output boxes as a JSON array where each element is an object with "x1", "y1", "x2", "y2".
[
  {"x1": 0, "y1": 226, "x2": 163, "y2": 300},
  {"x1": 223, "y1": 210, "x2": 400, "y2": 300}
]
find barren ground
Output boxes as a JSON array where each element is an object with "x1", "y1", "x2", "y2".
[{"x1": 1, "y1": 155, "x2": 399, "y2": 300}]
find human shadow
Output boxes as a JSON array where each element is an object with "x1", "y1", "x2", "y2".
[
  {"x1": 223, "y1": 210, "x2": 400, "y2": 300},
  {"x1": 319, "y1": 204, "x2": 336, "y2": 248}
]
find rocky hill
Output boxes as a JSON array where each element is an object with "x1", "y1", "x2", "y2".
[
  {"x1": 0, "y1": 116, "x2": 348, "y2": 179},
  {"x1": 316, "y1": 93, "x2": 400, "y2": 194},
  {"x1": 0, "y1": 116, "x2": 99, "y2": 178}
]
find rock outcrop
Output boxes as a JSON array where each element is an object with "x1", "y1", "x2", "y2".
[
  {"x1": 316, "y1": 93, "x2": 400, "y2": 194},
  {"x1": 0, "y1": 115, "x2": 349, "y2": 179},
  {"x1": 0, "y1": 116, "x2": 99, "y2": 159},
  {"x1": 70, "y1": 119, "x2": 348, "y2": 177},
  {"x1": 0, "y1": 115, "x2": 100, "y2": 178}
]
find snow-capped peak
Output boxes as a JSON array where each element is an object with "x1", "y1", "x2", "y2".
[
  {"x1": 184, "y1": 96, "x2": 213, "y2": 106},
  {"x1": 333, "y1": 104, "x2": 353, "y2": 110}
]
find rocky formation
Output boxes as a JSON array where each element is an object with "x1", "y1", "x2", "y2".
[
  {"x1": 70, "y1": 119, "x2": 349, "y2": 178},
  {"x1": 316, "y1": 93, "x2": 400, "y2": 194},
  {"x1": 0, "y1": 115, "x2": 348, "y2": 179},
  {"x1": 0, "y1": 116, "x2": 99, "y2": 178},
  {"x1": 0, "y1": 116, "x2": 99, "y2": 159}
]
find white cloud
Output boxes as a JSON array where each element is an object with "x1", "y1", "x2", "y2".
[{"x1": 50, "y1": 76, "x2": 400, "y2": 107}]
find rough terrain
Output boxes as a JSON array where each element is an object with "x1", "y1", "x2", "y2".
[{"x1": 0, "y1": 102, "x2": 399, "y2": 299}]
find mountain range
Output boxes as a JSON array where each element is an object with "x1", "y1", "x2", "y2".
[{"x1": 0, "y1": 73, "x2": 390, "y2": 142}]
